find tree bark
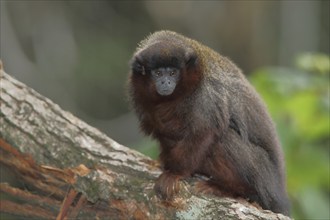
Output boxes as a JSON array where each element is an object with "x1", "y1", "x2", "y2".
[{"x1": 0, "y1": 64, "x2": 291, "y2": 220}]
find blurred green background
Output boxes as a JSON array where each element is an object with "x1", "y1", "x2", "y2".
[{"x1": 1, "y1": 1, "x2": 329, "y2": 219}]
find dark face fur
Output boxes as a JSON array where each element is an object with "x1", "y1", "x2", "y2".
[{"x1": 130, "y1": 42, "x2": 198, "y2": 99}]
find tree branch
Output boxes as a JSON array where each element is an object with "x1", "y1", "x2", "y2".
[{"x1": 0, "y1": 64, "x2": 291, "y2": 220}]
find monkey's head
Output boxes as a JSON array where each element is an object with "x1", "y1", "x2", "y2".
[{"x1": 130, "y1": 37, "x2": 201, "y2": 101}]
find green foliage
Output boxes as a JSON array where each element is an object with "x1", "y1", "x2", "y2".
[
  {"x1": 250, "y1": 53, "x2": 330, "y2": 219},
  {"x1": 295, "y1": 53, "x2": 330, "y2": 75},
  {"x1": 136, "y1": 138, "x2": 159, "y2": 159}
]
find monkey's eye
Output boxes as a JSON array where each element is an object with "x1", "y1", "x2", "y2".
[
  {"x1": 170, "y1": 71, "x2": 176, "y2": 76},
  {"x1": 156, "y1": 71, "x2": 162, "y2": 76}
]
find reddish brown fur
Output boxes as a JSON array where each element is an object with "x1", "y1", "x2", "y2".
[{"x1": 128, "y1": 31, "x2": 290, "y2": 216}]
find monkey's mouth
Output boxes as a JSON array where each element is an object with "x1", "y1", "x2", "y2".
[
  {"x1": 155, "y1": 83, "x2": 176, "y2": 96},
  {"x1": 157, "y1": 88, "x2": 175, "y2": 96}
]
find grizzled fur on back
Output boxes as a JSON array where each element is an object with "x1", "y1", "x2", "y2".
[{"x1": 128, "y1": 30, "x2": 290, "y2": 216}]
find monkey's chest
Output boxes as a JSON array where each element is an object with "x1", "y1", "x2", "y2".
[{"x1": 150, "y1": 110, "x2": 186, "y2": 138}]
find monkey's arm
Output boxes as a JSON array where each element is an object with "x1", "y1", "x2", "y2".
[{"x1": 155, "y1": 130, "x2": 215, "y2": 200}]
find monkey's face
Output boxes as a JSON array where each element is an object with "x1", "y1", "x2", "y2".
[
  {"x1": 130, "y1": 41, "x2": 199, "y2": 101},
  {"x1": 151, "y1": 67, "x2": 180, "y2": 96}
]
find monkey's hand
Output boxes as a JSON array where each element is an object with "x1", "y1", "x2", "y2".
[{"x1": 154, "y1": 171, "x2": 182, "y2": 201}]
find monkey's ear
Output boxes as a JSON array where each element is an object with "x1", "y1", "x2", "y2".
[
  {"x1": 131, "y1": 55, "x2": 146, "y2": 75},
  {"x1": 185, "y1": 49, "x2": 198, "y2": 69}
]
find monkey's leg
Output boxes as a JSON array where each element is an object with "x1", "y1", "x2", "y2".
[
  {"x1": 155, "y1": 131, "x2": 216, "y2": 201},
  {"x1": 202, "y1": 129, "x2": 290, "y2": 215}
]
